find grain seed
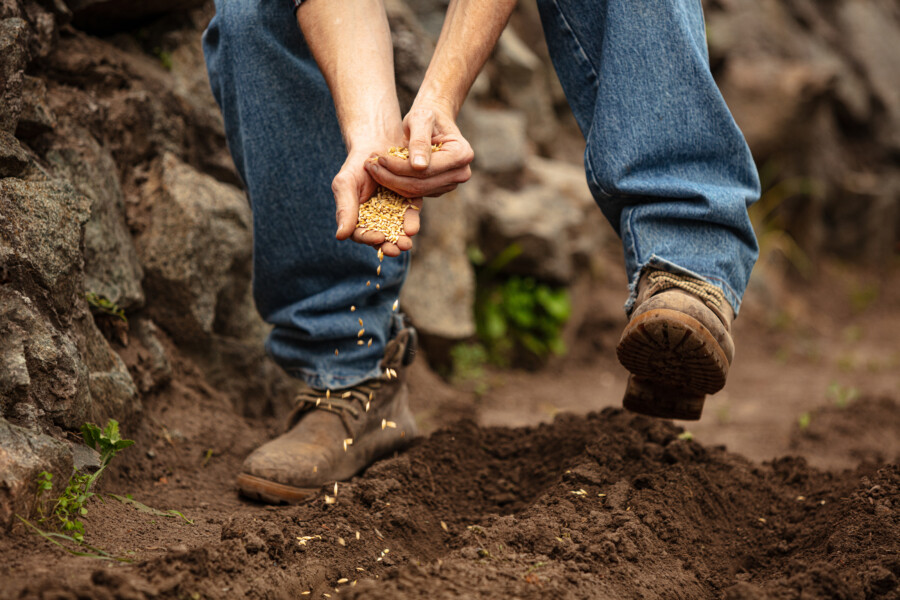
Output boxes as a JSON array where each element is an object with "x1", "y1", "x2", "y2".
[
  {"x1": 366, "y1": 281, "x2": 371, "y2": 287},
  {"x1": 334, "y1": 482, "x2": 338, "y2": 496},
  {"x1": 358, "y1": 318, "x2": 364, "y2": 326},
  {"x1": 355, "y1": 531, "x2": 360, "y2": 540},
  {"x1": 376, "y1": 265, "x2": 381, "y2": 276},
  {"x1": 337, "y1": 578, "x2": 349, "y2": 584},
  {"x1": 357, "y1": 329, "x2": 365, "y2": 338},
  {"x1": 350, "y1": 306, "x2": 356, "y2": 312},
  {"x1": 325, "y1": 495, "x2": 336, "y2": 505},
  {"x1": 392, "y1": 299, "x2": 399, "y2": 311},
  {"x1": 334, "y1": 349, "x2": 339, "y2": 356},
  {"x1": 440, "y1": 521, "x2": 449, "y2": 532},
  {"x1": 367, "y1": 338, "x2": 373, "y2": 347}
]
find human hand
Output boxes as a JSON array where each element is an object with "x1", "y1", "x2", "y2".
[
  {"x1": 363, "y1": 104, "x2": 474, "y2": 199},
  {"x1": 333, "y1": 135, "x2": 424, "y2": 257}
]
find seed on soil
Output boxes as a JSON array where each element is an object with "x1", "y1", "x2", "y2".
[
  {"x1": 338, "y1": 537, "x2": 346, "y2": 546},
  {"x1": 441, "y1": 521, "x2": 449, "y2": 532},
  {"x1": 301, "y1": 593, "x2": 310, "y2": 596},
  {"x1": 325, "y1": 495, "x2": 336, "y2": 505},
  {"x1": 337, "y1": 578, "x2": 349, "y2": 584},
  {"x1": 796, "y1": 496, "x2": 806, "y2": 501},
  {"x1": 356, "y1": 567, "x2": 365, "y2": 572},
  {"x1": 297, "y1": 535, "x2": 323, "y2": 546},
  {"x1": 334, "y1": 482, "x2": 339, "y2": 496},
  {"x1": 356, "y1": 531, "x2": 360, "y2": 540},
  {"x1": 570, "y1": 489, "x2": 587, "y2": 496}
]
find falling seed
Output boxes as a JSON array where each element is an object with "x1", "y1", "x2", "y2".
[
  {"x1": 316, "y1": 398, "x2": 321, "y2": 407},
  {"x1": 358, "y1": 318, "x2": 364, "y2": 326},
  {"x1": 440, "y1": 521, "x2": 448, "y2": 532},
  {"x1": 355, "y1": 531, "x2": 360, "y2": 540},
  {"x1": 351, "y1": 581, "x2": 357, "y2": 587},
  {"x1": 369, "y1": 392, "x2": 374, "y2": 400},
  {"x1": 400, "y1": 431, "x2": 405, "y2": 438},
  {"x1": 376, "y1": 284, "x2": 380, "y2": 289},
  {"x1": 358, "y1": 329, "x2": 365, "y2": 338},
  {"x1": 358, "y1": 340, "x2": 364, "y2": 345},
  {"x1": 334, "y1": 482, "x2": 338, "y2": 496},
  {"x1": 350, "y1": 306, "x2": 356, "y2": 312},
  {"x1": 366, "y1": 281, "x2": 371, "y2": 287},
  {"x1": 367, "y1": 338, "x2": 373, "y2": 347},
  {"x1": 381, "y1": 419, "x2": 386, "y2": 430},
  {"x1": 337, "y1": 578, "x2": 348, "y2": 584},
  {"x1": 758, "y1": 517, "x2": 767, "y2": 523},
  {"x1": 365, "y1": 400, "x2": 370, "y2": 412},
  {"x1": 385, "y1": 421, "x2": 397, "y2": 429},
  {"x1": 377, "y1": 265, "x2": 382, "y2": 276},
  {"x1": 342, "y1": 391, "x2": 352, "y2": 398},
  {"x1": 326, "y1": 389, "x2": 331, "y2": 399},
  {"x1": 392, "y1": 299, "x2": 399, "y2": 311},
  {"x1": 313, "y1": 466, "x2": 318, "y2": 473},
  {"x1": 377, "y1": 248, "x2": 384, "y2": 262},
  {"x1": 334, "y1": 349, "x2": 339, "y2": 356}
]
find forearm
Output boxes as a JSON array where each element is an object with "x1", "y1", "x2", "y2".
[
  {"x1": 296, "y1": 0, "x2": 401, "y2": 148},
  {"x1": 415, "y1": 0, "x2": 518, "y2": 117}
]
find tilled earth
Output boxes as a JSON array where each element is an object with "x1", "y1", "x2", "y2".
[{"x1": 2, "y1": 374, "x2": 898, "y2": 600}]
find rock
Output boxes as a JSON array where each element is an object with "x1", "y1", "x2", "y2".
[
  {"x1": 15, "y1": 75, "x2": 57, "y2": 138},
  {"x1": 75, "y1": 312, "x2": 141, "y2": 427},
  {"x1": 458, "y1": 106, "x2": 528, "y2": 174},
  {"x1": 0, "y1": 129, "x2": 28, "y2": 176},
  {"x1": 71, "y1": 443, "x2": 100, "y2": 473},
  {"x1": 0, "y1": 176, "x2": 92, "y2": 316},
  {"x1": 127, "y1": 318, "x2": 173, "y2": 394},
  {"x1": 45, "y1": 127, "x2": 145, "y2": 310},
  {"x1": 134, "y1": 152, "x2": 254, "y2": 344},
  {"x1": 0, "y1": 287, "x2": 92, "y2": 431},
  {"x1": 470, "y1": 157, "x2": 609, "y2": 284},
  {"x1": 385, "y1": 0, "x2": 431, "y2": 113},
  {"x1": 0, "y1": 17, "x2": 28, "y2": 133},
  {"x1": 401, "y1": 190, "x2": 476, "y2": 341},
  {"x1": 0, "y1": 417, "x2": 73, "y2": 530}
]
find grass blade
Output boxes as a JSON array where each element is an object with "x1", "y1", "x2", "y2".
[{"x1": 108, "y1": 494, "x2": 194, "y2": 524}]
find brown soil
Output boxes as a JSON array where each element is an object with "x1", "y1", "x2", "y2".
[{"x1": 2, "y1": 263, "x2": 899, "y2": 600}]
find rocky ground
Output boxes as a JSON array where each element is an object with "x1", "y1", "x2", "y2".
[{"x1": 1, "y1": 0, "x2": 899, "y2": 598}]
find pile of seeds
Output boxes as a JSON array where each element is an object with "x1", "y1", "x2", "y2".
[{"x1": 355, "y1": 145, "x2": 441, "y2": 243}]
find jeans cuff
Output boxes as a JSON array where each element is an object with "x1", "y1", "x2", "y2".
[{"x1": 624, "y1": 254, "x2": 743, "y2": 317}]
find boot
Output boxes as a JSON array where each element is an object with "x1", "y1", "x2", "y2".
[
  {"x1": 237, "y1": 328, "x2": 418, "y2": 503},
  {"x1": 616, "y1": 270, "x2": 735, "y2": 421}
]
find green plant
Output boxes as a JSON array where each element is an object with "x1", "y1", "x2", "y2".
[
  {"x1": 35, "y1": 420, "x2": 134, "y2": 543},
  {"x1": 153, "y1": 47, "x2": 173, "y2": 70},
  {"x1": 85, "y1": 292, "x2": 127, "y2": 323},
  {"x1": 449, "y1": 342, "x2": 489, "y2": 394},
  {"x1": 826, "y1": 382, "x2": 859, "y2": 409},
  {"x1": 797, "y1": 412, "x2": 812, "y2": 430}
]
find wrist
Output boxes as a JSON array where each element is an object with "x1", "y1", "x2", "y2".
[{"x1": 410, "y1": 89, "x2": 460, "y2": 120}]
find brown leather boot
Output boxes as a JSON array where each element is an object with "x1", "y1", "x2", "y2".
[
  {"x1": 616, "y1": 270, "x2": 735, "y2": 421},
  {"x1": 236, "y1": 328, "x2": 418, "y2": 504}
]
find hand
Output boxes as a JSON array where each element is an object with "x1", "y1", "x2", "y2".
[
  {"x1": 364, "y1": 105, "x2": 474, "y2": 199},
  {"x1": 332, "y1": 136, "x2": 424, "y2": 257}
]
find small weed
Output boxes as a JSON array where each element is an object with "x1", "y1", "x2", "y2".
[
  {"x1": 677, "y1": 431, "x2": 694, "y2": 442},
  {"x1": 798, "y1": 412, "x2": 812, "y2": 430},
  {"x1": 449, "y1": 342, "x2": 489, "y2": 394},
  {"x1": 85, "y1": 292, "x2": 127, "y2": 323},
  {"x1": 826, "y1": 382, "x2": 859, "y2": 409},
  {"x1": 153, "y1": 47, "x2": 173, "y2": 70}
]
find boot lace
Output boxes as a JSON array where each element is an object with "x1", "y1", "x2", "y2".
[
  {"x1": 289, "y1": 381, "x2": 384, "y2": 437},
  {"x1": 647, "y1": 271, "x2": 726, "y2": 310}
]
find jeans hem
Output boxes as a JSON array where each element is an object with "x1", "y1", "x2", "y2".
[{"x1": 624, "y1": 254, "x2": 743, "y2": 317}]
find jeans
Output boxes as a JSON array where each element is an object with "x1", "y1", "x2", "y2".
[{"x1": 202, "y1": 0, "x2": 759, "y2": 390}]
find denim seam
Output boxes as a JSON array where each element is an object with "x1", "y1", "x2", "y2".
[{"x1": 549, "y1": 0, "x2": 601, "y2": 106}]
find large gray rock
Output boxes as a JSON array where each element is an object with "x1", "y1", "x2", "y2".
[
  {"x1": 0, "y1": 17, "x2": 28, "y2": 133},
  {"x1": 0, "y1": 287, "x2": 92, "y2": 431},
  {"x1": 0, "y1": 129, "x2": 28, "y2": 177},
  {"x1": 134, "y1": 152, "x2": 254, "y2": 344},
  {"x1": 16, "y1": 76, "x2": 58, "y2": 139},
  {"x1": 0, "y1": 176, "x2": 91, "y2": 317},
  {"x1": 458, "y1": 106, "x2": 528, "y2": 174},
  {"x1": 471, "y1": 156, "x2": 609, "y2": 284},
  {"x1": 401, "y1": 190, "x2": 476, "y2": 341},
  {"x1": 0, "y1": 417, "x2": 73, "y2": 530},
  {"x1": 46, "y1": 127, "x2": 145, "y2": 310}
]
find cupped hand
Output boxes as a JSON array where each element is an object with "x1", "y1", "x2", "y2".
[
  {"x1": 364, "y1": 105, "x2": 474, "y2": 199},
  {"x1": 332, "y1": 137, "x2": 424, "y2": 257}
]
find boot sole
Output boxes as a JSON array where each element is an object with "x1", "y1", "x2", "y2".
[
  {"x1": 616, "y1": 308, "x2": 729, "y2": 420},
  {"x1": 237, "y1": 473, "x2": 318, "y2": 505}
]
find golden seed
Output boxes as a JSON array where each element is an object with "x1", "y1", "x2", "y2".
[
  {"x1": 358, "y1": 329, "x2": 365, "y2": 338},
  {"x1": 338, "y1": 537, "x2": 346, "y2": 546},
  {"x1": 313, "y1": 466, "x2": 318, "y2": 473},
  {"x1": 376, "y1": 265, "x2": 381, "y2": 276},
  {"x1": 366, "y1": 281, "x2": 371, "y2": 287},
  {"x1": 324, "y1": 495, "x2": 336, "y2": 505},
  {"x1": 358, "y1": 318, "x2": 364, "y2": 326},
  {"x1": 334, "y1": 349, "x2": 339, "y2": 356},
  {"x1": 315, "y1": 398, "x2": 321, "y2": 407},
  {"x1": 350, "y1": 305, "x2": 356, "y2": 312},
  {"x1": 355, "y1": 531, "x2": 360, "y2": 540},
  {"x1": 385, "y1": 421, "x2": 397, "y2": 429},
  {"x1": 351, "y1": 581, "x2": 357, "y2": 587},
  {"x1": 326, "y1": 389, "x2": 331, "y2": 399},
  {"x1": 376, "y1": 284, "x2": 380, "y2": 289},
  {"x1": 381, "y1": 419, "x2": 387, "y2": 430},
  {"x1": 337, "y1": 578, "x2": 348, "y2": 584},
  {"x1": 367, "y1": 338, "x2": 372, "y2": 347},
  {"x1": 392, "y1": 299, "x2": 399, "y2": 311},
  {"x1": 342, "y1": 391, "x2": 352, "y2": 398},
  {"x1": 441, "y1": 521, "x2": 448, "y2": 532},
  {"x1": 365, "y1": 400, "x2": 370, "y2": 412},
  {"x1": 377, "y1": 248, "x2": 384, "y2": 262},
  {"x1": 334, "y1": 482, "x2": 338, "y2": 496},
  {"x1": 358, "y1": 340, "x2": 364, "y2": 345}
]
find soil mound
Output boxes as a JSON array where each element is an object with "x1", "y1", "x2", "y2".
[{"x1": 5, "y1": 408, "x2": 897, "y2": 599}]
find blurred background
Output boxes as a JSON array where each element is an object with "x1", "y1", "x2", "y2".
[{"x1": 1, "y1": 0, "x2": 898, "y2": 525}]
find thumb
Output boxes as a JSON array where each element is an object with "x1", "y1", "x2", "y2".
[
  {"x1": 406, "y1": 108, "x2": 435, "y2": 171},
  {"x1": 332, "y1": 172, "x2": 359, "y2": 240}
]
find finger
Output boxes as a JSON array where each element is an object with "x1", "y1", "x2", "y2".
[
  {"x1": 379, "y1": 241, "x2": 403, "y2": 257},
  {"x1": 395, "y1": 235, "x2": 413, "y2": 252},
  {"x1": 405, "y1": 108, "x2": 436, "y2": 171},
  {"x1": 377, "y1": 141, "x2": 474, "y2": 178},
  {"x1": 351, "y1": 227, "x2": 386, "y2": 247},
  {"x1": 332, "y1": 172, "x2": 360, "y2": 240},
  {"x1": 403, "y1": 199, "x2": 423, "y2": 237},
  {"x1": 366, "y1": 160, "x2": 470, "y2": 198}
]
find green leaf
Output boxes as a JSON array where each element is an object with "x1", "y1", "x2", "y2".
[{"x1": 108, "y1": 494, "x2": 194, "y2": 524}]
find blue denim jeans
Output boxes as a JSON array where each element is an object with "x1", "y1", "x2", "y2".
[{"x1": 202, "y1": 0, "x2": 759, "y2": 390}]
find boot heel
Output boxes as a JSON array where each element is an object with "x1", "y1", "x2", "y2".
[{"x1": 622, "y1": 375, "x2": 706, "y2": 421}]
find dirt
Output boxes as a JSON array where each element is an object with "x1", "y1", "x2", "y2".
[{"x1": 2, "y1": 264, "x2": 899, "y2": 600}]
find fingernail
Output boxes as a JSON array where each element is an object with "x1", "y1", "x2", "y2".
[
  {"x1": 412, "y1": 155, "x2": 427, "y2": 168},
  {"x1": 365, "y1": 162, "x2": 378, "y2": 172}
]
